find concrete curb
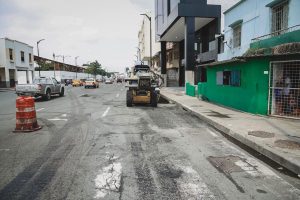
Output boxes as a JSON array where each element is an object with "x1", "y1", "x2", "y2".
[{"x1": 161, "y1": 93, "x2": 300, "y2": 175}]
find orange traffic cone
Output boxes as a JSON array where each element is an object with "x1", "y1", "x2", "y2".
[{"x1": 14, "y1": 96, "x2": 42, "y2": 132}]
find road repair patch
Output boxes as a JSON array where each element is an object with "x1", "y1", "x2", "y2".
[
  {"x1": 274, "y1": 140, "x2": 300, "y2": 150},
  {"x1": 248, "y1": 131, "x2": 275, "y2": 138}
]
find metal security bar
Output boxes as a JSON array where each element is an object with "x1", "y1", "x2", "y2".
[
  {"x1": 269, "y1": 61, "x2": 300, "y2": 118},
  {"x1": 271, "y1": 1, "x2": 289, "y2": 35}
]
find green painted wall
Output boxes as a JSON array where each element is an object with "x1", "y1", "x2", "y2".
[
  {"x1": 199, "y1": 59, "x2": 270, "y2": 115},
  {"x1": 251, "y1": 29, "x2": 300, "y2": 49}
]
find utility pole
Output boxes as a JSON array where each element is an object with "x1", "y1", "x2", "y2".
[
  {"x1": 56, "y1": 55, "x2": 71, "y2": 71},
  {"x1": 75, "y1": 56, "x2": 79, "y2": 79},
  {"x1": 37, "y1": 39, "x2": 45, "y2": 77},
  {"x1": 53, "y1": 53, "x2": 56, "y2": 78}
]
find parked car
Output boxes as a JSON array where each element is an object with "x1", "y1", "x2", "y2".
[
  {"x1": 105, "y1": 78, "x2": 113, "y2": 84},
  {"x1": 15, "y1": 77, "x2": 65, "y2": 100},
  {"x1": 116, "y1": 77, "x2": 123, "y2": 83},
  {"x1": 85, "y1": 78, "x2": 99, "y2": 88},
  {"x1": 72, "y1": 79, "x2": 82, "y2": 87}
]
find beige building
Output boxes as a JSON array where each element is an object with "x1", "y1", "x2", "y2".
[{"x1": 138, "y1": 15, "x2": 151, "y2": 65}]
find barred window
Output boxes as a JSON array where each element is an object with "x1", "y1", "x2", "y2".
[
  {"x1": 20, "y1": 51, "x2": 25, "y2": 62},
  {"x1": 272, "y1": 1, "x2": 289, "y2": 34},
  {"x1": 233, "y1": 25, "x2": 241, "y2": 48}
]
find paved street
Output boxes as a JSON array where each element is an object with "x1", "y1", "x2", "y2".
[{"x1": 0, "y1": 84, "x2": 300, "y2": 200}]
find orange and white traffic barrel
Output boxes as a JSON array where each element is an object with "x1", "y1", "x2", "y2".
[{"x1": 14, "y1": 96, "x2": 42, "y2": 132}]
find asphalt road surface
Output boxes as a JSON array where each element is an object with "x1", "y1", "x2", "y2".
[{"x1": 0, "y1": 84, "x2": 299, "y2": 200}]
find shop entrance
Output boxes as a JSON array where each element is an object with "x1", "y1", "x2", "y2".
[{"x1": 269, "y1": 61, "x2": 300, "y2": 118}]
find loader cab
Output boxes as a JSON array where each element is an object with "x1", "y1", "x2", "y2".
[{"x1": 133, "y1": 65, "x2": 150, "y2": 75}]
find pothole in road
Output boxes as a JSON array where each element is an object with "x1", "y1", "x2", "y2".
[
  {"x1": 207, "y1": 155, "x2": 252, "y2": 193},
  {"x1": 155, "y1": 163, "x2": 183, "y2": 179},
  {"x1": 248, "y1": 131, "x2": 275, "y2": 138},
  {"x1": 208, "y1": 156, "x2": 244, "y2": 174},
  {"x1": 274, "y1": 140, "x2": 300, "y2": 150},
  {"x1": 158, "y1": 96, "x2": 170, "y2": 104},
  {"x1": 80, "y1": 94, "x2": 90, "y2": 97}
]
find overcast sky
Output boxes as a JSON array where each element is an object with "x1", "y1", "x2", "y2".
[
  {"x1": 0, "y1": 0, "x2": 153, "y2": 72},
  {"x1": 0, "y1": 0, "x2": 238, "y2": 72}
]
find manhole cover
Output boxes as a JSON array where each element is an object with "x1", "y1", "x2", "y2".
[
  {"x1": 274, "y1": 140, "x2": 300, "y2": 150},
  {"x1": 80, "y1": 94, "x2": 90, "y2": 97},
  {"x1": 248, "y1": 131, "x2": 275, "y2": 138}
]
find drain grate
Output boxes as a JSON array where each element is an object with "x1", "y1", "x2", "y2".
[
  {"x1": 248, "y1": 131, "x2": 275, "y2": 138},
  {"x1": 206, "y1": 111, "x2": 230, "y2": 118},
  {"x1": 274, "y1": 140, "x2": 300, "y2": 150}
]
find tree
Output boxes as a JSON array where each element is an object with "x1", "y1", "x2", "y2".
[{"x1": 86, "y1": 60, "x2": 102, "y2": 78}]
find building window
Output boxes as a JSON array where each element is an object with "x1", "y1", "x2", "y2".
[
  {"x1": 216, "y1": 70, "x2": 241, "y2": 87},
  {"x1": 29, "y1": 53, "x2": 32, "y2": 63},
  {"x1": 21, "y1": 51, "x2": 25, "y2": 62},
  {"x1": 9, "y1": 48, "x2": 13, "y2": 60},
  {"x1": 271, "y1": 1, "x2": 289, "y2": 34},
  {"x1": 233, "y1": 25, "x2": 242, "y2": 48}
]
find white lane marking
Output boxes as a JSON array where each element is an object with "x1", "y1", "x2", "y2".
[
  {"x1": 48, "y1": 118, "x2": 68, "y2": 121},
  {"x1": 102, "y1": 107, "x2": 110, "y2": 118},
  {"x1": 61, "y1": 114, "x2": 67, "y2": 117},
  {"x1": 0, "y1": 149, "x2": 10, "y2": 152},
  {"x1": 36, "y1": 108, "x2": 45, "y2": 112},
  {"x1": 116, "y1": 93, "x2": 119, "y2": 98},
  {"x1": 206, "y1": 128, "x2": 218, "y2": 138}
]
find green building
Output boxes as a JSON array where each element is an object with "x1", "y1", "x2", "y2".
[{"x1": 194, "y1": 0, "x2": 300, "y2": 119}]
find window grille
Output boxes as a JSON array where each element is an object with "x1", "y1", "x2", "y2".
[
  {"x1": 271, "y1": 1, "x2": 289, "y2": 35},
  {"x1": 269, "y1": 61, "x2": 300, "y2": 118},
  {"x1": 233, "y1": 25, "x2": 241, "y2": 48}
]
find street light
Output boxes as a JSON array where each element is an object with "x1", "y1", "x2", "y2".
[
  {"x1": 53, "y1": 53, "x2": 56, "y2": 78},
  {"x1": 37, "y1": 39, "x2": 45, "y2": 77},
  {"x1": 75, "y1": 56, "x2": 79, "y2": 79},
  {"x1": 140, "y1": 13, "x2": 152, "y2": 67}
]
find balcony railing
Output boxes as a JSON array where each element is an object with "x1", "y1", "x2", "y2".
[{"x1": 251, "y1": 24, "x2": 300, "y2": 42}]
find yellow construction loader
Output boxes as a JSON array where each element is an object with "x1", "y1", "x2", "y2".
[{"x1": 125, "y1": 64, "x2": 162, "y2": 107}]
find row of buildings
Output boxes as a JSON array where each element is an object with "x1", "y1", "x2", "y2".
[
  {"x1": 138, "y1": 0, "x2": 300, "y2": 119},
  {"x1": 0, "y1": 38, "x2": 88, "y2": 88}
]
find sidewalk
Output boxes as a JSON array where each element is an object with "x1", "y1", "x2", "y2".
[
  {"x1": 0, "y1": 87, "x2": 15, "y2": 92},
  {"x1": 161, "y1": 87, "x2": 300, "y2": 175}
]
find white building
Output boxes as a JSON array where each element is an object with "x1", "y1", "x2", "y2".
[
  {"x1": 138, "y1": 14, "x2": 151, "y2": 65},
  {"x1": 218, "y1": 0, "x2": 300, "y2": 61},
  {"x1": 0, "y1": 38, "x2": 34, "y2": 87}
]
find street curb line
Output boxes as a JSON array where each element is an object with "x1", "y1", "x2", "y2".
[{"x1": 161, "y1": 93, "x2": 300, "y2": 175}]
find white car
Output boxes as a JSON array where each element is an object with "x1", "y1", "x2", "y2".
[{"x1": 105, "y1": 79, "x2": 113, "y2": 84}]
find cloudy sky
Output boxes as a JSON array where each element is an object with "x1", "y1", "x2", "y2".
[
  {"x1": 0, "y1": 0, "x2": 153, "y2": 72},
  {"x1": 0, "y1": 0, "x2": 238, "y2": 72}
]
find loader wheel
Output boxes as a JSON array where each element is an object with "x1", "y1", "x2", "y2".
[
  {"x1": 126, "y1": 90, "x2": 133, "y2": 107},
  {"x1": 151, "y1": 91, "x2": 158, "y2": 107}
]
